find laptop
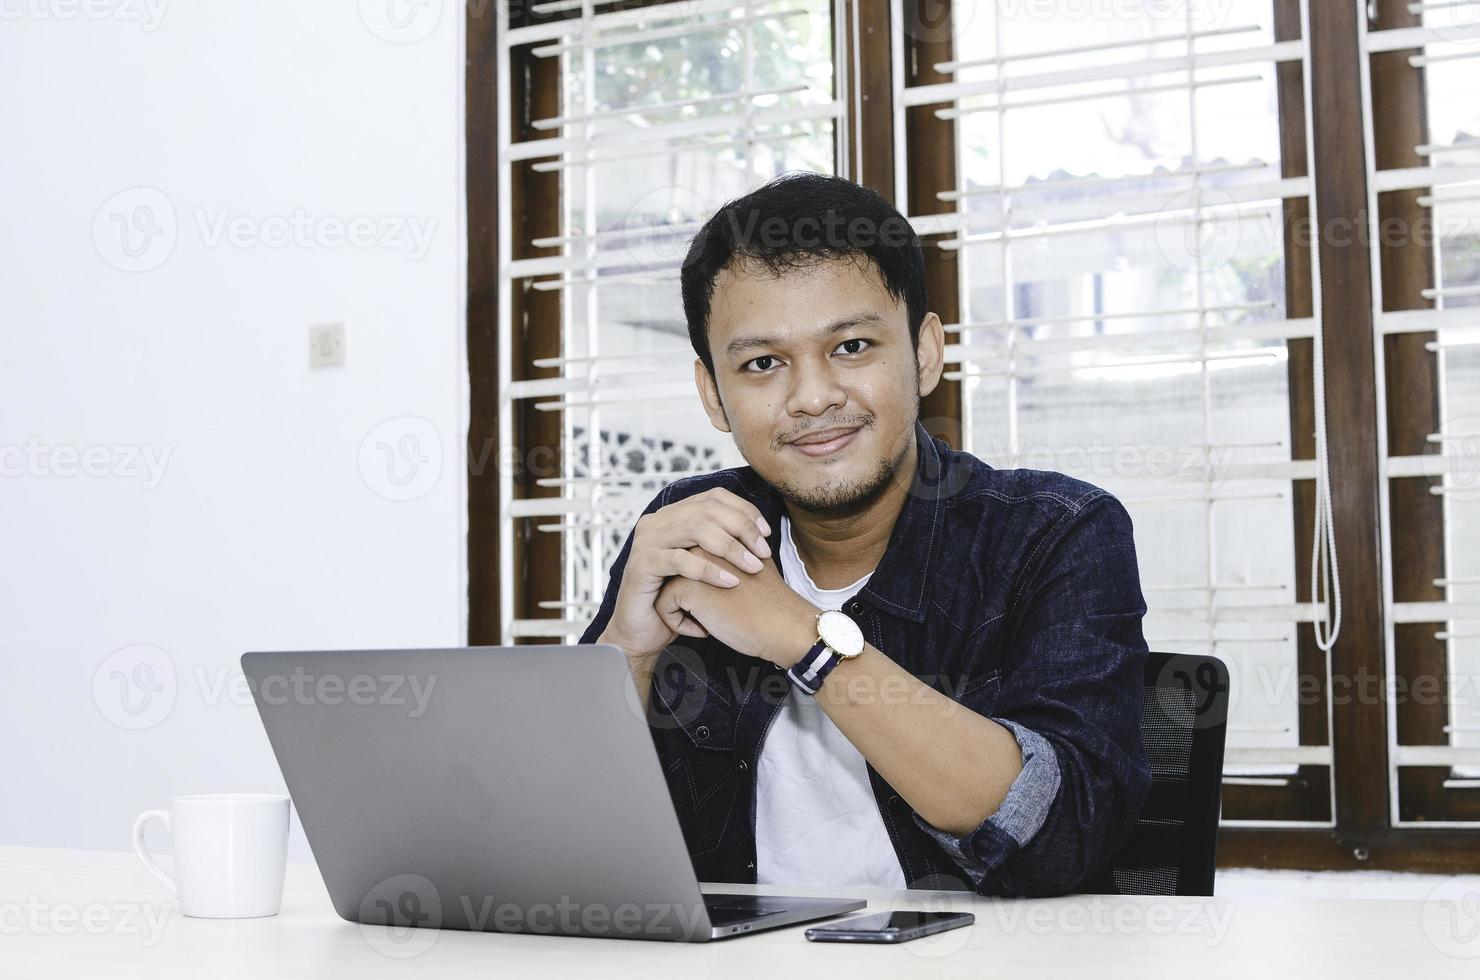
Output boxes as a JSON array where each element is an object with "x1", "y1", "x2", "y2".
[{"x1": 241, "y1": 644, "x2": 865, "y2": 941}]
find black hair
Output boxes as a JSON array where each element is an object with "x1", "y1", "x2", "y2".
[{"x1": 680, "y1": 171, "x2": 928, "y2": 376}]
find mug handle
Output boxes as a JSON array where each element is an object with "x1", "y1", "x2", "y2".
[{"x1": 132, "y1": 809, "x2": 178, "y2": 896}]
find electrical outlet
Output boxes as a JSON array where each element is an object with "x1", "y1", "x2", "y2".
[{"x1": 309, "y1": 322, "x2": 347, "y2": 368}]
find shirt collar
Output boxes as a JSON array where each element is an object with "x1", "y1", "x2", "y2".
[{"x1": 736, "y1": 418, "x2": 949, "y2": 623}]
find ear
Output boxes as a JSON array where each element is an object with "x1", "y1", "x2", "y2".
[
  {"x1": 694, "y1": 358, "x2": 731, "y2": 433},
  {"x1": 916, "y1": 311, "x2": 945, "y2": 399}
]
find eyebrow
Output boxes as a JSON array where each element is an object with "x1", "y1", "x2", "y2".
[{"x1": 724, "y1": 311, "x2": 886, "y2": 360}]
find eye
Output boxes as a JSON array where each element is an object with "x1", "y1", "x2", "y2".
[
  {"x1": 742, "y1": 354, "x2": 779, "y2": 374},
  {"x1": 836, "y1": 338, "x2": 871, "y2": 356}
]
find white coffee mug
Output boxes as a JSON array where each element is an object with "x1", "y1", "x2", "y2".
[{"x1": 132, "y1": 793, "x2": 291, "y2": 918}]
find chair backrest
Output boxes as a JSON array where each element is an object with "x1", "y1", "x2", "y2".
[{"x1": 1087, "y1": 651, "x2": 1230, "y2": 896}]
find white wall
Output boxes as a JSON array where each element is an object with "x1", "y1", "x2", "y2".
[{"x1": 0, "y1": 3, "x2": 467, "y2": 857}]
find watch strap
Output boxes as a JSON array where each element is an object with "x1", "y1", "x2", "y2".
[{"x1": 786, "y1": 638, "x2": 843, "y2": 696}]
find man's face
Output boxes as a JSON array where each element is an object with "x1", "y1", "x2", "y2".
[{"x1": 694, "y1": 255, "x2": 944, "y2": 517}]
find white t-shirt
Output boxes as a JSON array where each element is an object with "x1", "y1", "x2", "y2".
[{"x1": 754, "y1": 515, "x2": 907, "y2": 889}]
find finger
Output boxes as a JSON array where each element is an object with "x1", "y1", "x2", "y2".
[
  {"x1": 629, "y1": 544, "x2": 735, "y2": 588},
  {"x1": 655, "y1": 601, "x2": 688, "y2": 636},
  {"x1": 664, "y1": 548, "x2": 741, "y2": 588},
  {"x1": 682, "y1": 544, "x2": 753, "y2": 583},
  {"x1": 693, "y1": 500, "x2": 773, "y2": 562},
  {"x1": 642, "y1": 491, "x2": 772, "y2": 564},
  {"x1": 689, "y1": 520, "x2": 766, "y2": 574},
  {"x1": 653, "y1": 578, "x2": 693, "y2": 633},
  {"x1": 675, "y1": 615, "x2": 708, "y2": 638},
  {"x1": 706, "y1": 498, "x2": 774, "y2": 557},
  {"x1": 654, "y1": 577, "x2": 690, "y2": 630},
  {"x1": 701, "y1": 487, "x2": 772, "y2": 540}
]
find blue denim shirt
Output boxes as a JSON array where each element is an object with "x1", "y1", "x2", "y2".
[{"x1": 579, "y1": 419, "x2": 1152, "y2": 897}]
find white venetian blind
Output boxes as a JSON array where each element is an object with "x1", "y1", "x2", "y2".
[
  {"x1": 894, "y1": 0, "x2": 1343, "y2": 819},
  {"x1": 495, "y1": 0, "x2": 844, "y2": 640}
]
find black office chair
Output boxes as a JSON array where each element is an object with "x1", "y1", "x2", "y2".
[{"x1": 1084, "y1": 651, "x2": 1230, "y2": 896}]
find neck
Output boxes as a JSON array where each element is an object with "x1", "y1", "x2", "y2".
[{"x1": 783, "y1": 433, "x2": 918, "y2": 590}]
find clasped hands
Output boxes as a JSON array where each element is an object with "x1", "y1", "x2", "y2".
[{"x1": 598, "y1": 487, "x2": 818, "y2": 669}]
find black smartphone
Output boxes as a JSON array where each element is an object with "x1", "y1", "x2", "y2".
[{"x1": 804, "y1": 910, "x2": 975, "y2": 944}]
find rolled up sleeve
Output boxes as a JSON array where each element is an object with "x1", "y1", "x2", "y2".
[
  {"x1": 912, "y1": 717, "x2": 1061, "y2": 888},
  {"x1": 921, "y1": 492, "x2": 1152, "y2": 897}
]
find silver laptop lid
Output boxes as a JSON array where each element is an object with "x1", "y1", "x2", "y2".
[{"x1": 241, "y1": 644, "x2": 714, "y2": 940}]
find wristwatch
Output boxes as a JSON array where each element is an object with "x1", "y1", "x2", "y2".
[{"x1": 786, "y1": 609, "x2": 865, "y2": 695}]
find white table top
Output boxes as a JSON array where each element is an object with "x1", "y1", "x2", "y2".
[{"x1": 3, "y1": 846, "x2": 1473, "y2": 978}]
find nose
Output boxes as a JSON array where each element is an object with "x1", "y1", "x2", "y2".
[{"x1": 784, "y1": 352, "x2": 847, "y2": 419}]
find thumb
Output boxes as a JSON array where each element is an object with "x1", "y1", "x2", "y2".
[
  {"x1": 656, "y1": 583, "x2": 710, "y2": 638},
  {"x1": 676, "y1": 614, "x2": 709, "y2": 638},
  {"x1": 655, "y1": 577, "x2": 689, "y2": 631}
]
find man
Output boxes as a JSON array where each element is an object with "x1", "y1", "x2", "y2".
[{"x1": 579, "y1": 171, "x2": 1150, "y2": 897}]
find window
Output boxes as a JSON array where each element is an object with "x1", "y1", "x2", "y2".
[
  {"x1": 488, "y1": 0, "x2": 843, "y2": 641},
  {"x1": 471, "y1": 0, "x2": 1480, "y2": 868},
  {"x1": 1361, "y1": 1, "x2": 1480, "y2": 825},
  {"x1": 898, "y1": 0, "x2": 1337, "y2": 827}
]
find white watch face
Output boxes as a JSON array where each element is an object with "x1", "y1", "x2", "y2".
[{"x1": 817, "y1": 610, "x2": 865, "y2": 659}]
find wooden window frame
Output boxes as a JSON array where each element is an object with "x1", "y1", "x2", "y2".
[{"x1": 467, "y1": 0, "x2": 1480, "y2": 871}]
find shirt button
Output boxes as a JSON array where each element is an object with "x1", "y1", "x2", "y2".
[
  {"x1": 738, "y1": 759, "x2": 749, "y2": 774},
  {"x1": 746, "y1": 861, "x2": 755, "y2": 870},
  {"x1": 695, "y1": 725, "x2": 710, "y2": 741}
]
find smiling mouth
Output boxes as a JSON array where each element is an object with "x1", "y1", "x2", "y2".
[{"x1": 787, "y1": 426, "x2": 861, "y2": 458}]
